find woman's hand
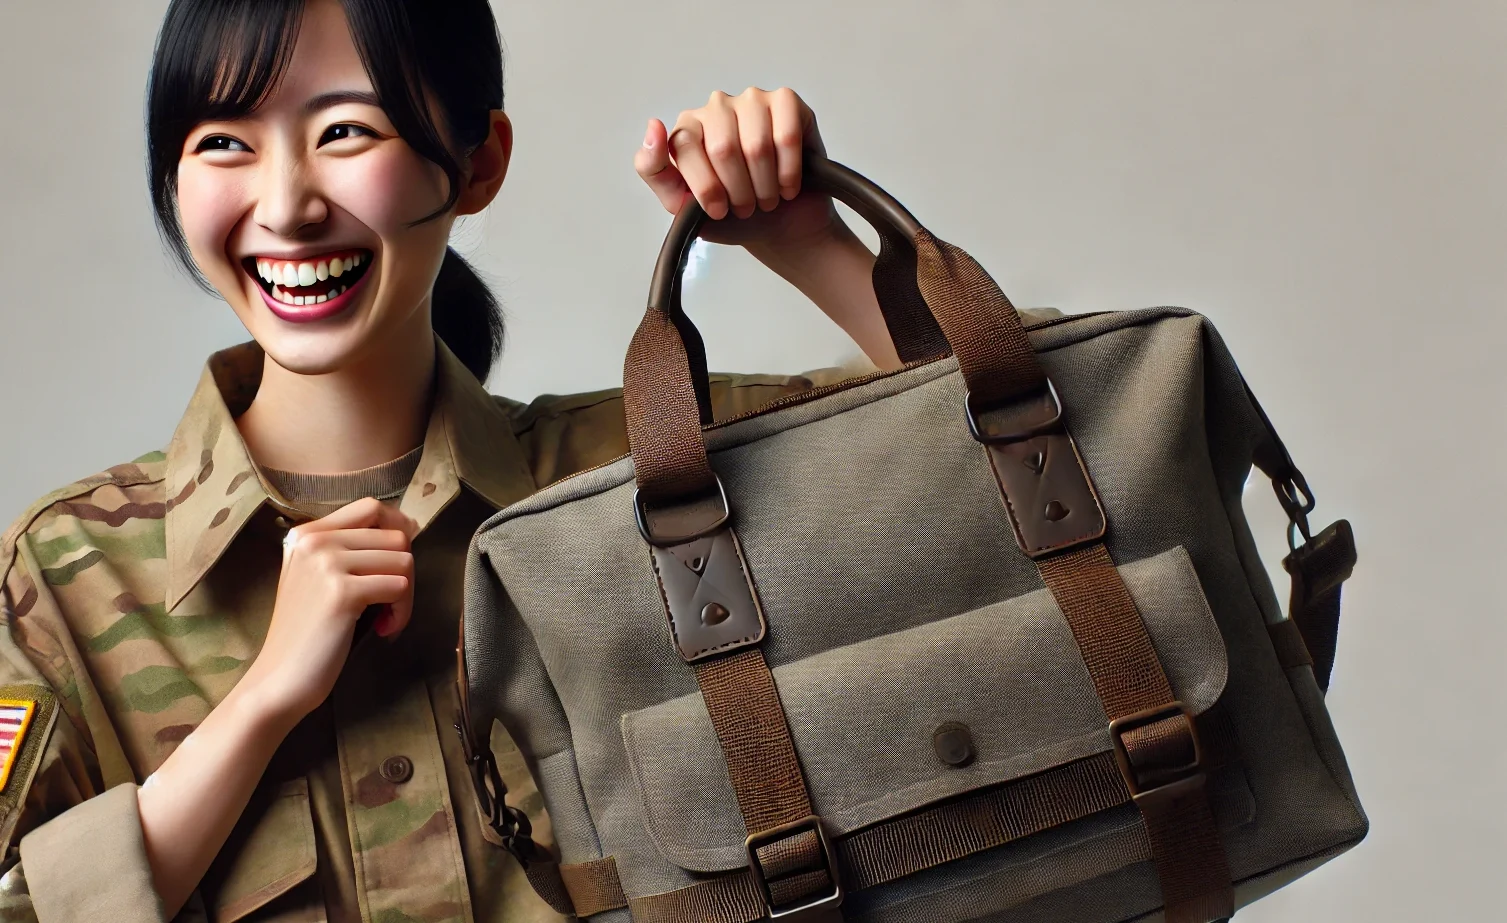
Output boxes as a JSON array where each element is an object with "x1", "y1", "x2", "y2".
[
  {"x1": 635, "y1": 87, "x2": 839, "y2": 255},
  {"x1": 635, "y1": 86, "x2": 903, "y2": 370},
  {"x1": 240, "y1": 497, "x2": 418, "y2": 727}
]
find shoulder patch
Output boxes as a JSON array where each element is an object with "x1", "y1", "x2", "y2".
[
  {"x1": 0, "y1": 699, "x2": 37, "y2": 792},
  {"x1": 0, "y1": 684, "x2": 58, "y2": 853}
]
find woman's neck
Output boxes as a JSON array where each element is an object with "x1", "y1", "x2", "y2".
[{"x1": 235, "y1": 323, "x2": 438, "y2": 475}]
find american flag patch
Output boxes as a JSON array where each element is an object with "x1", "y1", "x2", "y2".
[{"x1": 0, "y1": 699, "x2": 37, "y2": 791}]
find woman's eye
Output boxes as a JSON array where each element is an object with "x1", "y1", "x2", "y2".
[
  {"x1": 318, "y1": 124, "x2": 375, "y2": 146},
  {"x1": 195, "y1": 135, "x2": 249, "y2": 153}
]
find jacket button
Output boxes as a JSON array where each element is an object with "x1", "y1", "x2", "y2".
[
  {"x1": 933, "y1": 723, "x2": 976, "y2": 767},
  {"x1": 380, "y1": 755, "x2": 414, "y2": 784}
]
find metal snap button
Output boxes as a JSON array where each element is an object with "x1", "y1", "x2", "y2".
[
  {"x1": 380, "y1": 755, "x2": 414, "y2": 784},
  {"x1": 933, "y1": 722, "x2": 976, "y2": 767}
]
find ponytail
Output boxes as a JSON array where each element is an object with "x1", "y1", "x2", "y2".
[{"x1": 432, "y1": 247, "x2": 505, "y2": 382}]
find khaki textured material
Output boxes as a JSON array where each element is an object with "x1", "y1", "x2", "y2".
[
  {"x1": 463, "y1": 170, "x2": 1367, "y2": 922},
  {"x1": 0, "y1": 337, "x2": 842, "y2": 923}
]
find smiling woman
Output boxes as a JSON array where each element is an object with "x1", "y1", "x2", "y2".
[
  {"x1": 0, "y1": 0, "x2": 917, "y2": 920},
  {"x1": 148, "y1": 0, "x2": 506, "y2": 387}
]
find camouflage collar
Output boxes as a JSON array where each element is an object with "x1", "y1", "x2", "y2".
[{"x1": 163, "y1": 339, "x2": 537, "y2": 611}]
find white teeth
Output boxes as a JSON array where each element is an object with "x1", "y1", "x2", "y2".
[
  {"x1": 272, "y1": 285, "x2": 291, "y2": 304},
  {"x1": 297, "y1": 263, "x2": 317, "y2": 286},
  {"x1": 316, "y1": 261, "x2": 329, "y2": 281},
  {"x1": 329, "y1": 257, "x2": 345, "y2": 278},
  {"x1": 280, "y1": 263, "x2": 298, "y2": 287},
  {"x1": 315, "y1": 294, "x2": 328, "y2": 304}
]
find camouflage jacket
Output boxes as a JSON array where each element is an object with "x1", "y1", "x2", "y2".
[{"x1": 0, "y1": 339, "x2": 848, "y2": 923}]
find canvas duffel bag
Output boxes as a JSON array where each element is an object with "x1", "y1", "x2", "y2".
[{"x1": 457, "y1": 157, "x2": 1367, "y2": 923}]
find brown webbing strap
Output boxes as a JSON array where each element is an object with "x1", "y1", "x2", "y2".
[
  {"x1": 618, "y1": 741, "x2": 1242, "y2": 923},
  {"x1": 692, "y1": 649, "x2": 841, "y2": 920},
  {"x1": 692, "y1": 649, "x2": 814, "y2": 831},
  {"x1": 560, "y1": 856, "x2": 629, "y2": 917},
  {"x1": 629, "y1": 870, "x2": 766, "y2": 923},
  {"x1": 910, "y1": 232, "x2": 1046, "y2": 409},
  {"x1": 624, "y1": 306, "x2": 719, "y2": 505},
  {"x1": 1035, "y1": 544, "x2": 1234, "y2": 922},
  {"x1": 521, "y1": 857, "x2": 577, "y2": 917}
]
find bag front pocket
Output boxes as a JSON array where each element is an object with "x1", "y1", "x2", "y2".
[{"x1": 621, "y1": 545, "x2": 1253, "y2": 885}]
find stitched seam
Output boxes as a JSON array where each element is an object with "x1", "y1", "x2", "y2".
[{"x1": 418, "y1": 694, "x2": 474, "y2": 921}]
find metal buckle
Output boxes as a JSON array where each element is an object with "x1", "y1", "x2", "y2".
[
  {"x1": 744, "y1": 816, "x2": 844, "y2": 920},
  {"x1": 1107, "y1": 702, "x2": 1204, "y2": 800},
  {"x1": 453, "y1": 722, "x2": 536, "y2": 865},
  {"x1": 965, "y1": 379, "x2": 1063, "y2": 444},
  {"x1": 634, "y1": 473, "x2": 731, "y2": 546},
  {"x1": 1272, "y1": 469, "x2": 1317, "y2": 551}
]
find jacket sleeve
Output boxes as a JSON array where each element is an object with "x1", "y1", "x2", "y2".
[{"x1": 0, "y1": 537, "x2": 167, "y2": 923}]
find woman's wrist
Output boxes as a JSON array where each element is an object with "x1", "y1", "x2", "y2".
[
  {"x1": 224, "y1": 664, "x2": 307, "y2": 744},
  {"x1": 746, "y1": 221, "x2": 903, "y2": 370}
]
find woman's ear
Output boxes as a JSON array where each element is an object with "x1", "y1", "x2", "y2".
[{"x1": 456, "y1": 111, "x2": 513, "y2": 216}]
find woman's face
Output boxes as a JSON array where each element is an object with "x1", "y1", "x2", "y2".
[{"x1": 176, "y1": 0, "x2": 457, "y2": 375}]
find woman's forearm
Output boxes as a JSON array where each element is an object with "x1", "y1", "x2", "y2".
[
  {"x1": 135, "y1": 680, "x2": 294, "y2": 918},
  {"x1": 747, "y1": 225, "x2": 903, "y2": 371}
]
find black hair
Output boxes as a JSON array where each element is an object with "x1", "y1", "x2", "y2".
[{"x1": 146, "y1": 0, "x2": 506, "y2": 381}]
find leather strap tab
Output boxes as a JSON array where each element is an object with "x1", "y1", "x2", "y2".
[
  {"x1": 651, "y1": 527, "x2": 767, "y2": 662},
  {"x1": 1282, "y1": 519, "x2": 1356, "y2": 692},
  {"x1": 984, "y1": 433, "x2": 1107, "y2": 558}
]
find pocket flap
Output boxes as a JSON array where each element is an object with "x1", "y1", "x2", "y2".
[
  {"x1": 205, "y1": 776, "x2": 319, "y2": 923},
  {"x1": 621, "y1": 545, "x2": 1228, "y2": 873}
]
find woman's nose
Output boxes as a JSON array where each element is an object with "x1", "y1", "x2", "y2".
[{"x1": 252, "y1": 155, "x2": 330, "y2": 238}]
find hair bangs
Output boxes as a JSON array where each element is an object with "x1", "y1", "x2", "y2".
[{"x1": 147, "y1": 0, "x2": 304, "y2": 278}]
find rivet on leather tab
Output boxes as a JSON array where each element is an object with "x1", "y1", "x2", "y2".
[
  {"x1": 1023, "y1": 451, "x2": 1045, "y2": 473},
  {"x1": 1044, "y1": 500, "x2": 1069, "y2": 521},
  {"x1": 701, "y1": 602, "x2": 730, "y2": 626}
]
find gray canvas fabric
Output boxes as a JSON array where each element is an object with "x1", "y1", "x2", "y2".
[{"x1": 463, "y1": 307, "x2": 1368, "y2": 921}]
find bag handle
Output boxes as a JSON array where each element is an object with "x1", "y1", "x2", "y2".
[{"x1": 625, "y1": 155, "x2": 1052, "y2": 530}]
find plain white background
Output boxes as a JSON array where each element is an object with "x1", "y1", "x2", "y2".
[{"x1": 1, "y1": 2, "x2": 1503, "y2": 920}]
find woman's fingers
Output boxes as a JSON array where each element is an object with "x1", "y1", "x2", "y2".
[
  {"x1": 293, "y1": 497, "x2": 418, "y2": 538},
  {"x1": 768, "y1": 87, "x2": 820, "y2": 201},
  {"x1": 635, "y1": 118, "x2": 690, "y2": 214},
  {"x1": 639, "y1": 88, "x2": 825, "y2": 220},
  {"x1": 733, "y1": 91, "x2": 780, "y2": 211},
  {"x1": 338, "y1": 549, "x2": 416, "y2": 638},
  {"x1": 665, "y1": 117, "x2": 727, "y2": 220},
  {"x1": 697, "y1": 92, "x2": 758, "y2": 219},
  {"x1": 345, "y1": 574, "x2": 411, "y2": 610},
  {"x1": 320, "y1": 528, "x2": 412, "y2": 552},
  {"x1": 338, "y1": 549, "x2": 414, "y2": 578}
]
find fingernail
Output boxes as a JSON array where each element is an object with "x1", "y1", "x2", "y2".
[{"x1": 643, "y1": 122, "x2": 655, "y2": 149}]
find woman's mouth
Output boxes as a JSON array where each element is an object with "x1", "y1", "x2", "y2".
[{"x1": 243, "y1": 249, "x2": 375, "y2": 323}]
